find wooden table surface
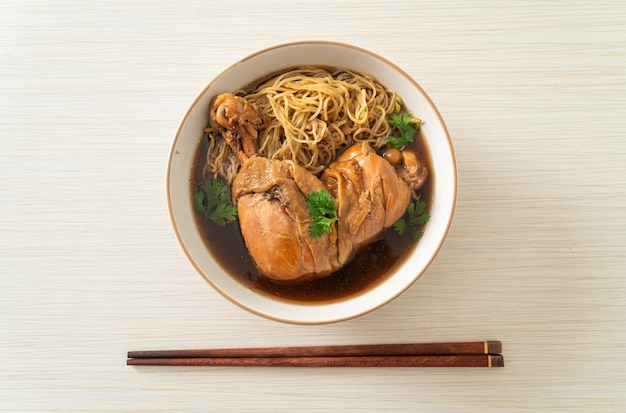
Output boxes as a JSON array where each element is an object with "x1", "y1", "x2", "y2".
[{"x1": 2, "y1": 1, "x2": 625, "y2": 411}]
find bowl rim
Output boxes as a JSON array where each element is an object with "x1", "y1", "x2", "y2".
[{"x1": 166, "y1": 40, "x2": 457, "y2": 324}]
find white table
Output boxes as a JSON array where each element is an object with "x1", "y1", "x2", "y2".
[{"x1": 2, "y1": 1, "x2": 625, "y2": 411}]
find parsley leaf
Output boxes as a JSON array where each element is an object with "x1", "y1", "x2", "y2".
[
  {"x1": 393, "y1": 218, "x2": 407, "y2": 235},
  {"x1": 394, "y1": 199, "x2": 430, "y2": 241},
  {"x1": 387, "y1": 112, "x2": 420, "y2": 149},
  {"x1": 407, "y1": 200, "x2": 430, "y2": 226},
  {"x1": 305, "y1": 189, "x2": 338, "y2": 237},
  {"x1": 194, "y1": 178, "x2": 238, "y2": 226}
]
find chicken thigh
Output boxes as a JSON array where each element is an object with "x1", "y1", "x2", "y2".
[
  {"x1": 232, "y1": 156, "x2": 340, "y2": 282},
  {"x1": 322, "y1": 142, "x2": 411, "y2": 264}
]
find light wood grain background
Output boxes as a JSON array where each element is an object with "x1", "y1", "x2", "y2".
[{"x1": 2, "y1": 1, "x2": 625, "y2": 411}]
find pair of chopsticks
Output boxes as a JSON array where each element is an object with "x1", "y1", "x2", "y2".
[{"x1": 127, "y1": 340, "x2": 503, "y2": 368}]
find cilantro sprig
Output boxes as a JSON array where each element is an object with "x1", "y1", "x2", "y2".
[
  {"x1": 393, "y1": 199, "x2": 430, "y2": 241},
  {"x1": 387, "y1": 112, "x2": 420, "y2": 149},
  {"x1": 194, "y1": 178, "x2": 238, "y2": 226},
  {"x1": 305, "y1": 189, "x2": 338, "y2": 237}
]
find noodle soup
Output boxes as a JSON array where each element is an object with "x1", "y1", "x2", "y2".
[
  {"x1": 168, "y1": 41, "x2": 456, "y2": 323},
  {"x1": 191, "y1": 66, "x2": 432, "y2": 303}
]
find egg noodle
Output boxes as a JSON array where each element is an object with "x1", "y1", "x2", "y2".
[{"x1": 204, "y1": 66, "x2": 399, "y2": 183}]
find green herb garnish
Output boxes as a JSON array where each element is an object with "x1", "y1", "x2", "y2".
[
  {"x1": 305, "y1": 189, "x2": 338, "y2": 237},
  {"x1": 194, "y1": 178, "x2": 238, "y2": 226},
  {"x1": 387, "y1": 112, "x2": 420, "y2": 149},
  {"x1": 393, "y1": 199, "x2": 430, "y2": 241}
]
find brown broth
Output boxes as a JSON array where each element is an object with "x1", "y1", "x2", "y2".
[
  {"x1": 191, "y1": 69, "x2": 432, "y2": 303},
  {"x1": 192, "y1": 138, "x2": 432, "y2": 304}
]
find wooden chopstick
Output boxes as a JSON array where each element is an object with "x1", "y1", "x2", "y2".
[
  {"x1": 127, "y1": 341, "x2": 503, "y2": 368},
  {"x1": 127, "y1": 354, "x2": 503, "y2": 368},
  {"x1": 128, "y1": 341, "x2": 501, "y2": 359}
]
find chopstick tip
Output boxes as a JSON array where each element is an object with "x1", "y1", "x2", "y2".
[
  {"x1": 486, "y1": 340, "x2": 502, "y2": 355},
  {"x1": 490, "y1": 354, "x2": 504, "y2": 368}
]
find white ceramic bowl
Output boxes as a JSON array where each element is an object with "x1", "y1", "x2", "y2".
[{"x1": 167, "y1": 41, "x2": 456, "y2": 324}]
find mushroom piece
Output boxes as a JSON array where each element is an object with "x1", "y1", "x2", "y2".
[
  {"x1": 382, "y1": 148, "x2": 402, "y2": 166},
  {"x1": 209, "y1": 93, "x2": 269, "y2": 158},
  {"x1": 396, "y1": 149, "x2": 428, "y2": 193}
]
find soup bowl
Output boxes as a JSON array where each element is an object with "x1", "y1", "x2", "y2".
[{"x1": 167, "y1": 41, "x2": 456, "y2": 324}]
